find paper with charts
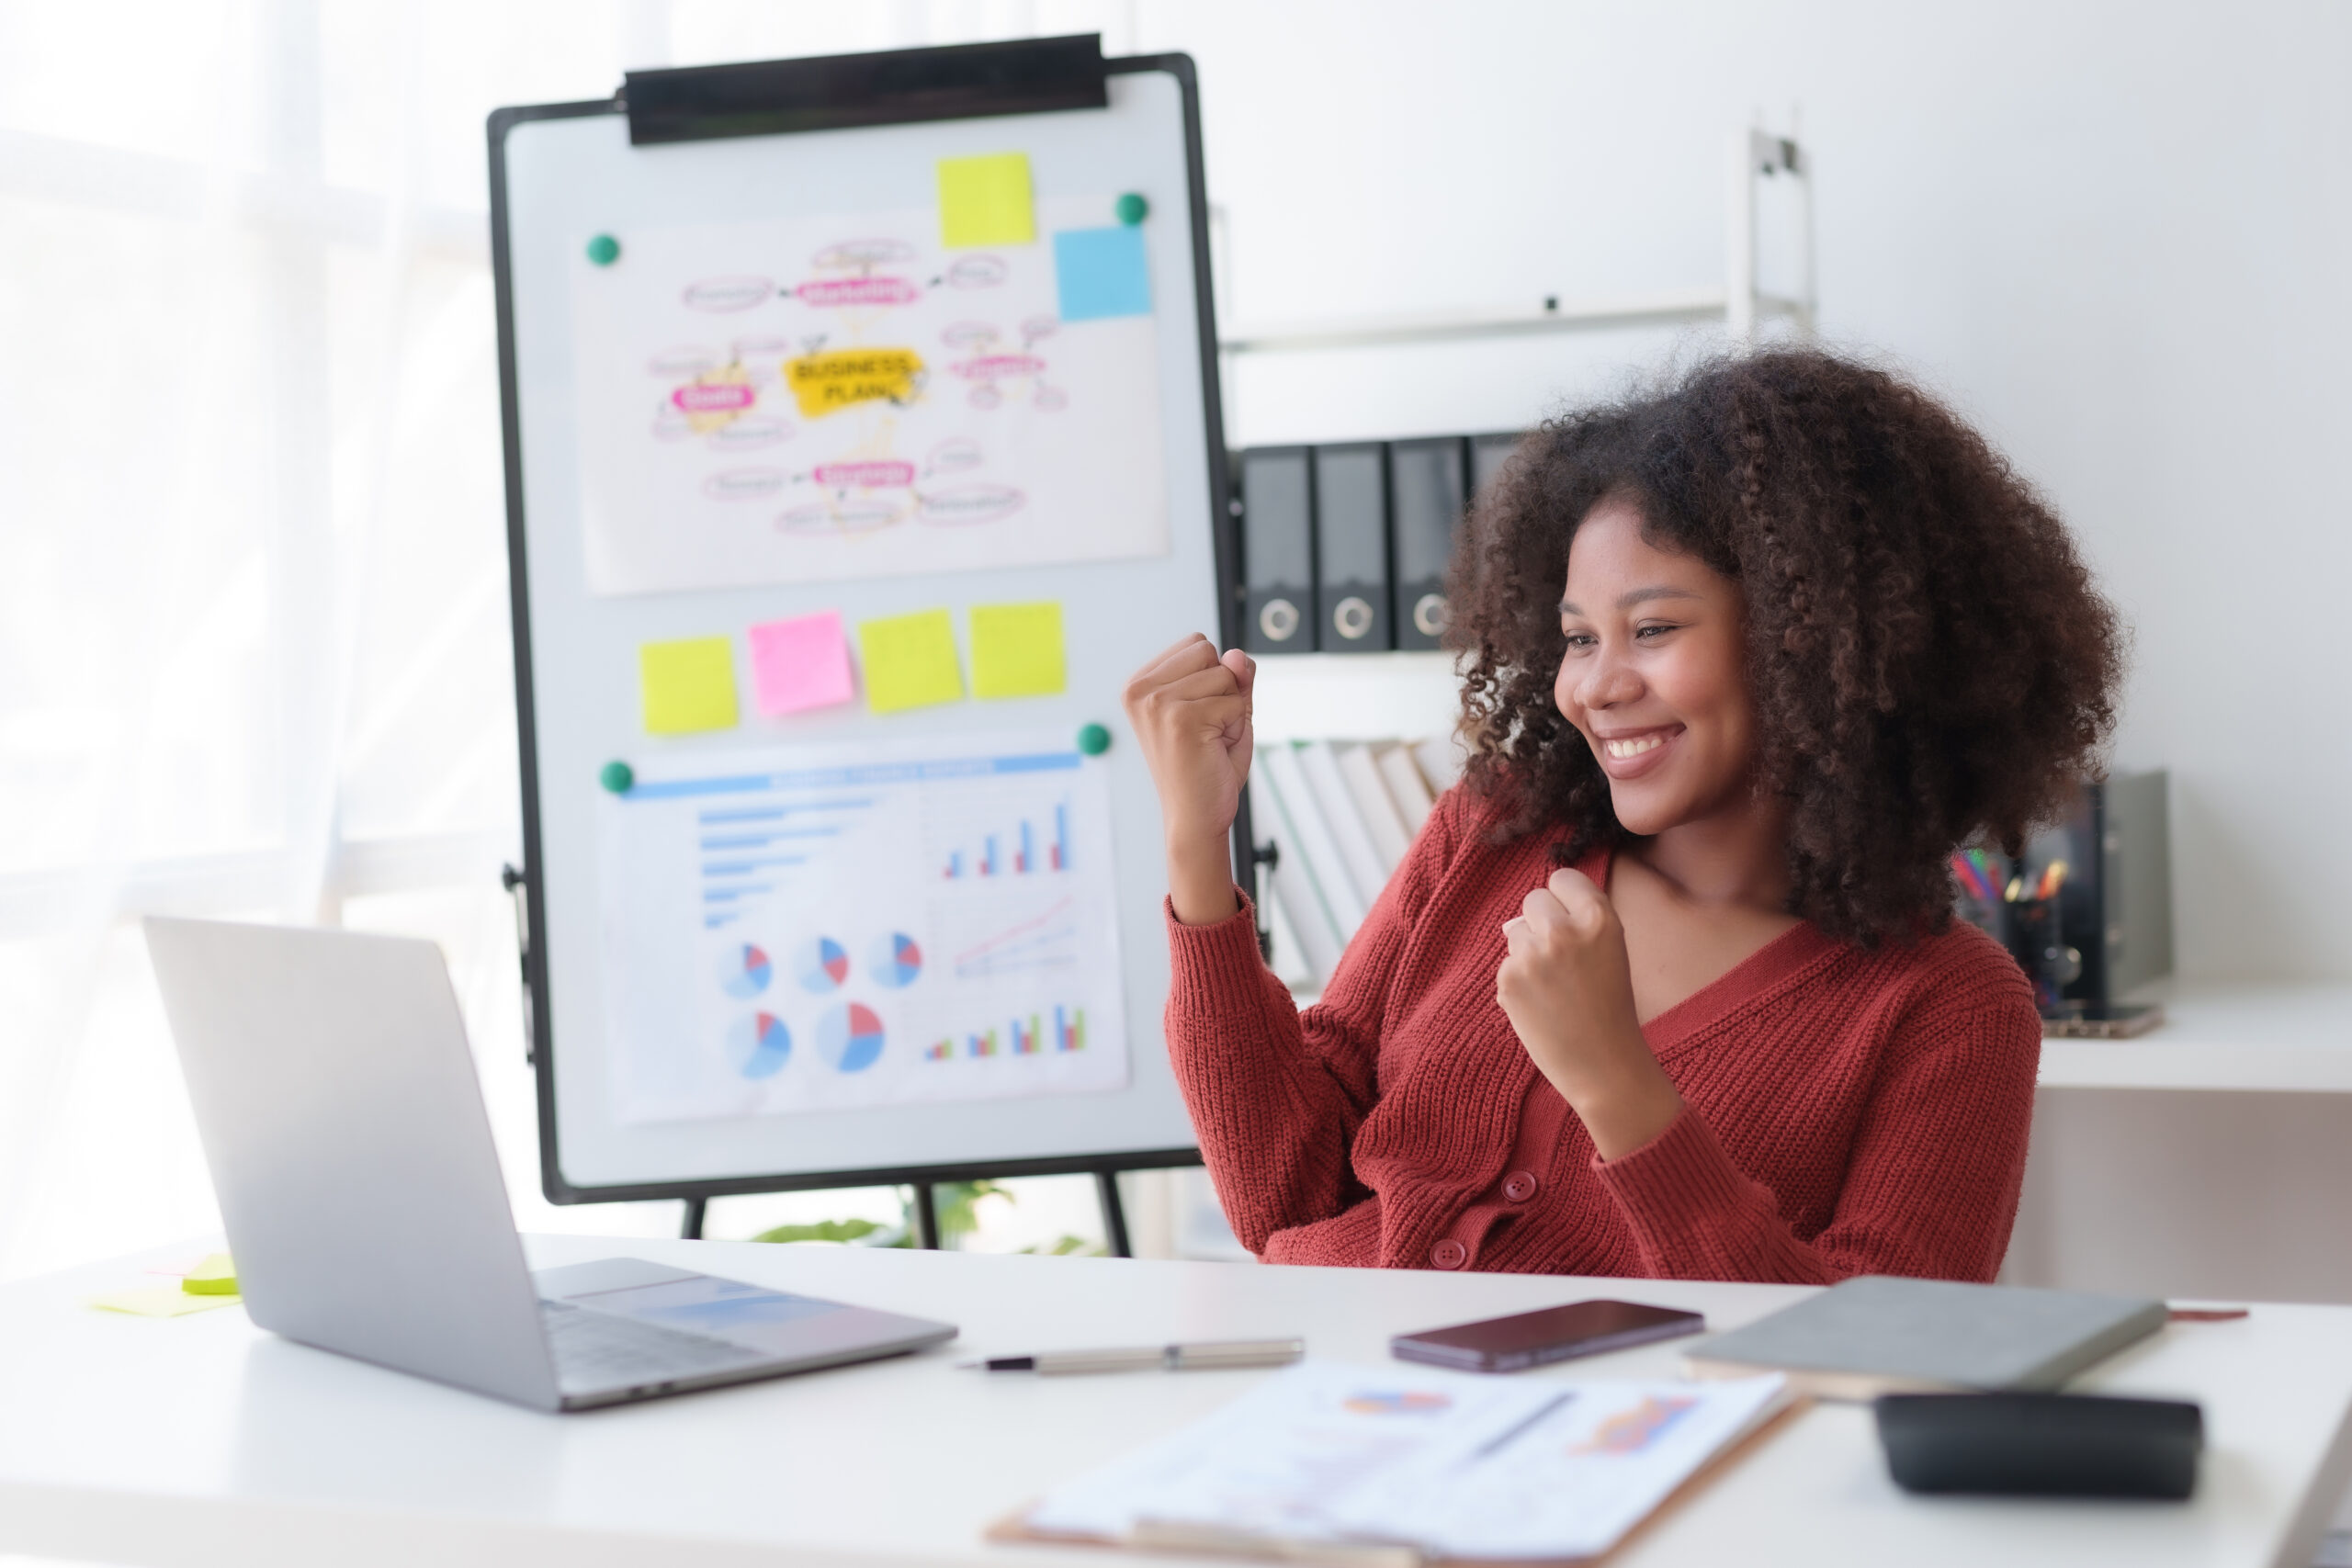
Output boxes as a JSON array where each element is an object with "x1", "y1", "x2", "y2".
[
  {"x1": 571, "y1": 193, "x2": 1168, "y2": 596},
  {"x1": 1022, "y1": 1361, "x2": 1791, "y2": 1562},
  {"x1": 599, "y1": 730, "x2": 1128, "y2": 1123}
]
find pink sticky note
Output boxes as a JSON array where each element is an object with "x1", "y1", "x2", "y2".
[{"x1": 748, "y1": 611, "x2": 856, "y2": 716}]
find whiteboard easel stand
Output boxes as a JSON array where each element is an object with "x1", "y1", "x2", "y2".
[
  {"x1": 1216, "y1": 130, "x2": 1814, "y2": 383},
  {"x1": 492, "y1": 36, "x2": 1241, "y2": 1258}
]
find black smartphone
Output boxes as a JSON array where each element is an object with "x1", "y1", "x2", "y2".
[{"x1": 1390, "y1": 1300, "x2": 1705, "y2": 1372}]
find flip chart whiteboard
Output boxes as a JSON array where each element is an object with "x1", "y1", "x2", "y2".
[{"x1": 490, "y1": 44, "x2": 1234, "y2": 1201}]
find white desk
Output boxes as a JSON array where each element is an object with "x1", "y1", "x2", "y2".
[{"x1": 4, "y1": 1237, "x2": 2349, "y2": 1568}]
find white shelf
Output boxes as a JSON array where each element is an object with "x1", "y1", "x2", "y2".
[
  {"x1": 1214, "y1": 131, "x2": 1814, "y2": 367},
  {"x1": 2039, "y1": 980, "x2": 2352, "y2": 1093},
  {"x1": 1277, "y1": 979, "x2": 2352, "y2": 1096},
  {"x1": 1249, "y1": 650, "x2": 1462, "y2": 744},
  {"x1": 1219, "y1": 288, "x2": 1811, "y2": 355}
]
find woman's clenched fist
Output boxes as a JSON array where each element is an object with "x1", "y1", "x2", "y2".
[
  {"x1": 1122, "y1": 634, "x2": 1255, "y2": 926},
  {"x1": 1497, "y1": 867, "x2": 1683, "y2": 1159}
]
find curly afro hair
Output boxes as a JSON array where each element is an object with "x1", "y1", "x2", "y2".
[{"x1": 1448, "y1": 348, "x2": 2125, "y2": 946}]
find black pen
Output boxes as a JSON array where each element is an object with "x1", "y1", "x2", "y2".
[{"x1": 962, "y1": 1337, "x2": 1306, "y2": 1374}]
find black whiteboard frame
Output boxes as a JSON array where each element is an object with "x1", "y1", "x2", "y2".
[{"x1": 489, "y1": 52, "x2": 1241, "y2": 1205}]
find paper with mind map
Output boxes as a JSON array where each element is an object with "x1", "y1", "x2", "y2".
[
  {"x1": 1023, "y1": 1361, "x2": 1790, "y2": 1562},
  {"x1": 598, "y1": 730, "x2": 1128, "y2": 1124},
  {"x1": 570, "y1": 197, "x2": 1167, "y2": 596}
]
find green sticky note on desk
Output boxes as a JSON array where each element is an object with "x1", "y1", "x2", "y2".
[
  {"x1": 183, "y1": 1252, "x2": 237, "y2": 1295},
  {"x1": 859, "y1": 610, "x2": 965, "y2": 714},
  {"x1": 970, "y1": 602, "x2": 1067, "y2": 699},
  {"x1": 640, "y1": 637, "x2": 739, "y2": 734},
  {"x1": 89, "y1": 1288, "x2": 239, "y2": 1318},
  {"x1": 938, "y1": 152, "x2": 1035, "y2": 248}
]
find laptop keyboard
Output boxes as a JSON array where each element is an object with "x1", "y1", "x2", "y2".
[{"x1": 541, "y1": 1300, "x2": 765, "y2": 1389}]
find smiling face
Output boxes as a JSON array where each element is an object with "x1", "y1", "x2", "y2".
[{"x1": 1554, "y1": 497, "x2": 1758, "y2": 838}]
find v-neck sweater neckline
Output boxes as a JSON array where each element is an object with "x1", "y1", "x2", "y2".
[{"x1": 1576, "y1": 845, "x2": 1844, "y2": 1057}]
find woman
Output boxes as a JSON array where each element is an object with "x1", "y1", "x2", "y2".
[{"x1": 1122, "y1": 349, "x2": 2122, "y2": 1283}]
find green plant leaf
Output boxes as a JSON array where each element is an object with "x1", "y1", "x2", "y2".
[
  {"x1": 749, "y1": 1218, "x2": 886, "y2": 1246},
  {"x1": 923, "y1": 1179, "x2": 1013, "y2": 1241}
]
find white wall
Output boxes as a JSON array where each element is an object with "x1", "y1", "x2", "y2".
[{"x1": 1149, "y1": 0, "x2": 2352, "y2": 981}]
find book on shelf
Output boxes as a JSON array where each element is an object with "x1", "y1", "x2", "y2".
[
  {"x1": 1411, "y1": 736, "x2": 1465, "y2": 794},
  {"x1": 1250, "y1": 738, "x2": 1453, "y2": 989},
  {"x1": 1258, "y1": 880, "x2": 1320, "y2": 991},
  {"x1": 1249, "y1": 750, "x2": 1348, "y2": 980},
  {"x1": 1259, "y1": 742, "x2": 1370, "y2": 938},
  {"x1": 1296, "y1": 740, "x2": 1390, "y2": 910},
  {"x1": 1337, "y1": 743, "x2": 1414, "y2": 872},
  {"x1": 1374, "y1": 742, "x2": 1436, "y2": 833}
]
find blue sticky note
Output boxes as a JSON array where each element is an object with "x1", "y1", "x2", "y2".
[{"x1": 1053, "y1": 227, "x2": 1152, "y2": 321}]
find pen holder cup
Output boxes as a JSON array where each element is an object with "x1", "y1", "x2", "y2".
[{"x1": 2006, "y1": 897, "x2": 2081, "y2": 1012}]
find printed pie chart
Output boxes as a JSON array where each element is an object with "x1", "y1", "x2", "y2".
[
  {"x1": 795, "y1": 936, "x2": 851, "y2": 993},
  {"x1": 719, "y1": 942, "x2": 772, "y2": 999},
  {"x1": 816, "y1": 1001, "x2": 886, "y2": 1073},
  {"x1": 869, "y1": 931, "x2": 922, "y2": 988},
  {"x1": 727, "y1": 1012, "x2": 791, "y2": 1079}
]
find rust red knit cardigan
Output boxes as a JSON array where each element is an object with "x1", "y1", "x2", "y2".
[{"x1": 1164, "y1": 786, "x2": 2041, "y2": 1282}]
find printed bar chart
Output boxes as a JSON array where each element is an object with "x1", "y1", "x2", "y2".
[
  {"x1": 917, "y1": 1010, "x2": 1084, "y2": 1064},
  {"x1": 697, "y1": 803, "x2": 862, "y2": 928},
  {"x1": 937, "y1": 795, "x2": 1075, "y2": 880}
]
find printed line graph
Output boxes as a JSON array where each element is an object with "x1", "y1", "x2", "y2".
[{"x1": 949, "y1": 895, "x2": 1077, "y2": 978}]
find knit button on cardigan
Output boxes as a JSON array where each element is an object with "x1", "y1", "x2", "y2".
[{"x1": 1164, "y1": 786, "x2": 2041, "y2": 1282}]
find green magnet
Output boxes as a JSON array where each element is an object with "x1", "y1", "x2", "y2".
[
  {"x1": 600, "y1": 760, "x2": 635, "y2": 794},
  {"x1": 585, "y1": 233, "x2": 621, "y2": 266},
  {"x1": 1077, "y1": 722, "x2": 1113, "y2": 757},
  {"x1": 1114, "y1": 192, "x2": 1148, "y2": 226}
]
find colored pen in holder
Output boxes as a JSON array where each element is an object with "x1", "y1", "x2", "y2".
[
  {"x1": 1950, "y1": 849, "x2": 2080, "y2": 1012},
  {"x1": 1948, "y1": 847, "x2": 2007, "y2": 937}
]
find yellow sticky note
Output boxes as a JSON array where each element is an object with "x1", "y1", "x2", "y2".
[
  {"x1": 859, "y1": 610, "x2": 965, "y2": 715},
  {"x1": 89, "y1": 1288, "x2": 239, "y2": 1318},
  {"x1": 639, "y1": 637, "x2": 739, "y2": 735},
  {"x1": 970, "y1": 602, "x2": 1067, "y2": 699},
  {"x1": 938, "y1": 152, "x2": 1035, "y2": 248}
]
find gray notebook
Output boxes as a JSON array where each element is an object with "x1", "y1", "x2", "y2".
[{"x1": 1684, "y1": 1276, "x2": 2167, "y2": 1401}]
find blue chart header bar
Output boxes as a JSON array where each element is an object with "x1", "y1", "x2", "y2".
[{"x1": 628, "y1": 750, "x2": 1082, "y2": 802}]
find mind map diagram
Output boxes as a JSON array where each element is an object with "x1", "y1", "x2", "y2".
[{"x1": 572, "y1": 197, "x2": 1168, "y2": 597}]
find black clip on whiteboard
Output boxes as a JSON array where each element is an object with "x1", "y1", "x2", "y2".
[{"x1": 490, "y1": 36, "x2": 1245, "y2": 1249}]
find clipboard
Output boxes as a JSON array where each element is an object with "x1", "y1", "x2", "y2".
[{"x1": 981, "y1": 1388, "x2": 1809, "y2": 1566}]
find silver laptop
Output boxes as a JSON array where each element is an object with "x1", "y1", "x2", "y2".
[{"x1": 144, "y1": 916, "x2": 956, "y2": 1412}]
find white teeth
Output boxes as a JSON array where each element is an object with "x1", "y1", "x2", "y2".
[{"x1": 1603, "y1": 735, "x2": 1666, "y2": 760}]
